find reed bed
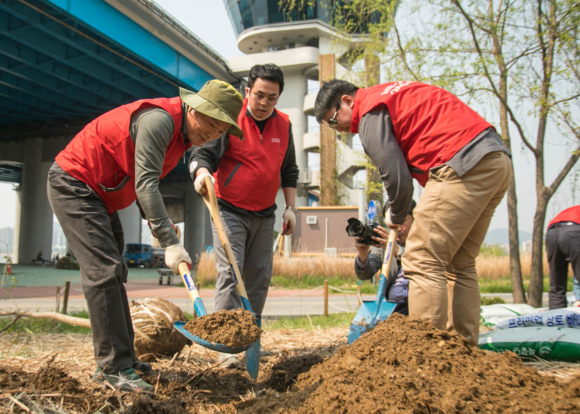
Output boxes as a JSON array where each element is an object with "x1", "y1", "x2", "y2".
[{"x1": 195, "y1": 251, "x2": 549, "y2": 287}]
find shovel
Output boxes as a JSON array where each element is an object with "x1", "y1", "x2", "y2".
[
  {"x1": 347, "y1": 227, "x2": 399, "y2": 345},
  {"x1": 174, "y1": 262, "x2": 256, "y2": 353},
  {"x1": 201, "y1": 176, "x2": 261, "y2": 380}
]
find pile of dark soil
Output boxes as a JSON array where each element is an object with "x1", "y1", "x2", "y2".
[
  {"x1": 236, "y1": 314, "x2": 580, "y2": 413},
  {"x1": 183, "y1": 309, "x2": 261, "y2": 347},
  {"x1": 4, "y1": 314, "x2": 580, "y2": 413},
  {"x1": 263, "y1": 354, "x2": 324, "y2": 392},
  {"x1": 0, "y1": 363, "x2": 117, "y2": 413},
  {"x1": 125, "y1": 397, "x2": 188, "y2": 414}
]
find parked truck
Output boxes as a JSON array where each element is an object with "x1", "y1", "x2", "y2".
[{"x1": 124, "y1": 243, "x2": 165, "y2": 268}]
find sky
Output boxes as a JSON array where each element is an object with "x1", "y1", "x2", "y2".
[{"x1": 0, "y1": 0, "x2": 577, "y2": 235}]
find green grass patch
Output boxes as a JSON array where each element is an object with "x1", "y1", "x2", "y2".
[
  {"x1": 179, "y1": 272, "x2": 566, "y2": 296},
  {"x1": 479, "y1": 276, "x2": 570, "y2": 294},
  {"x1": 177, "y1": 276, "x2": 378, "y2": 294},
  {"x1": 0, "y1": 310, "x2": 91, "y2": 335},
  {"x1": 270, "y1": 275, "x2": 378, "y2": 294},
  {"x1": 263, "y1": 312, "x2": 356, "y2": 330},
  {"x1": 481, "y1": 296, "x2": 506, "y2": 306}
]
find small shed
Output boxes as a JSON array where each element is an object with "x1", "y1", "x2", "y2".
[{"x1": 292, "y1": 206, "x2": 359, "y2": 256}]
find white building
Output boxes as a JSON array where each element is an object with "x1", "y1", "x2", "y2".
[{"x1": 224, "y1": 1, "x2": 369, "y2": 231}]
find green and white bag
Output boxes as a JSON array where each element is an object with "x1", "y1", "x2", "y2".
[
  {"x1": 478, "y1": 327, "x2": 580, "y2": 362},
  {"x1": 480, "y1": 304, "x2": 539, "y2": 327}
]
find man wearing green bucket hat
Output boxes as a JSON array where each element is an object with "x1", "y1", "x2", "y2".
[{"x1": 47, "y1": 80, "x2": 243, "y2": 392}]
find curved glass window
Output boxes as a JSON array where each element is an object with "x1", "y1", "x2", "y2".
[
  {"x1": 226, "y1": 0, "x2": 334, "y2": 36},
  {"x1": 225, "y1": 0, "x2": 378, "y2": 36}
]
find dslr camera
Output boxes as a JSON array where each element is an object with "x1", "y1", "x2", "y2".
[{"x1": 346, "y1": 218, "x2": 379, "y2": 245}]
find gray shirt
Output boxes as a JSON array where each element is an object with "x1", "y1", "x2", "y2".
[
  {"x1": 129, "y1": 103, "x2": 188, "y2": 248},
  {"x1": 358, "y1": 106, "x2": 511, "y2": 224}
]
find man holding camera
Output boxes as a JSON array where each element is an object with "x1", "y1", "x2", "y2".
[
  {"x1": 190, "y1": 64, "x2": 299, "y2": 365},
  {"x1": 354, "y1": 201, "x2": 416, "y2": 315},
  {"x1": 315, "y1": 80, "x2": 511, "y2": 345}
]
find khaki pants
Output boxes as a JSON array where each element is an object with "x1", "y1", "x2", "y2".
[{"x1": 402, "y1": 151, "x2": 512, "y2": 345}]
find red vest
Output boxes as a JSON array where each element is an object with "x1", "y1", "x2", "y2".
[
  {"x1": 56, "y1": 97, "x2": 191, "y2": 213},
  {"x1": 214, "y1": 99, "x2": 290, "y2": 211},
  {"x1": 548, "y1": 205, "x2": 580, "y2": 230},
  {"x1": 351, "y1": 82, "x2": 494, "y2": 186}
]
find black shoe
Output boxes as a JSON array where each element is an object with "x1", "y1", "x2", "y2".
[
  {"x1": 93, "y1": 367, "x2": 153, "y2": 392},
  {"x1": 133, "y1": 360, "x2": 152, "y2": 373}
]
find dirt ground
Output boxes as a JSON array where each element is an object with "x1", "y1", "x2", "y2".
[{"x1": 1, "y1": 316, "x2": 580, "y2": 413}]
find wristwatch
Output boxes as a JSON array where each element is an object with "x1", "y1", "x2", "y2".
[{"x1": 285, "y1": 206, "x2": 298, "y2": 214}]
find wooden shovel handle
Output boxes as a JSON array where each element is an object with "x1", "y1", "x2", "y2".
[
  {"x1": 380, "y1": 227, "x2": 399, "y2": 279},
  {"x1": 201, "y1": 176, "x2": 250, "y2": 302}
]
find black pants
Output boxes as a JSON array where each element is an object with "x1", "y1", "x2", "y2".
[
  {"x1": 47, "y1": 163, "x2": 136, "y2": 373},
  {"x1": 546, "y1": 224, "x2": 580, "y2": 309}
]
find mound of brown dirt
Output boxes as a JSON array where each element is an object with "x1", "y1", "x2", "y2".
[
  {"x1": 237, "y1": 314, "x2": 580, "y2": 413},
  {"x1": 183, "y1": 309, "x2": 261, "y2": 347},
  {"x1": 0, "y1": 363, "x2": 114, "y2": 412},
  {"x1": 0, "y1": 365, "x2": 81, "y2": 395}
]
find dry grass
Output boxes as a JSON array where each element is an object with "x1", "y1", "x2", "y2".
[
  {"x1": 195, "y1": 252, "x2": 354, "y2": 285},
  {"x1": 196, "y1": 251, "x2": 548, "y2": 286},
  {"x1": 475, "y1": 253, "x2": 548, "y2": 280},
  {"x1": 195, "y1": 251, "x2": 218, "y2": 286}
]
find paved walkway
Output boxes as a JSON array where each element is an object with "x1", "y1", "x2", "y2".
[
  {"x1": 0, "y1": 282, "x2": 361, "y2": 317},
  {"x1": 0, "y1": 264, "x2": 567, "y2": 317}
]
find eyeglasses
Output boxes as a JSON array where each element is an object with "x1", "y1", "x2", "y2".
[
  {"x1": 252, "y1": 92, "x2": 279, "y2": 105},
  {"x1": 327, "y1": 101, "x2": 342, "y2": 130}
]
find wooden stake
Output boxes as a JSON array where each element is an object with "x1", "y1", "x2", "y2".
[
  {"x1": 55, "y1": 286, "x2": 60, "y2": 312},
  {"x1": 357, "y1": 285, "x2": 362, "y2": 308},
  {"x1": 61, "y1": 281, "x2": 70, "y2": 314},
  {"x1": 324, "y1": 280, "x2": 328, "y2": 317}
]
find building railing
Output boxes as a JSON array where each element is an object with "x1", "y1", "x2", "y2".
[{"x1": 137, "y1": 0, "x2": 227, "y2": 65}]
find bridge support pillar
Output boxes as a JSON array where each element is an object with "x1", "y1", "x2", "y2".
[
  {"x1": 118, "y1": 201, "x2": 142, "y2": 245},
  {"x1": 184, "y1": 184, "x2": 212, "y2": 264},
  {"x1": 17, "y1": 137, "x2": 53, "y2": 264}
]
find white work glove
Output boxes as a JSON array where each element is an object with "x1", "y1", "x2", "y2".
[
  {"x1": 194, "y1": 173, "x2": 215, "y2": 194},
  {"x1": 165, "y1": 243, "x2": 192, "y2": 275},
  {"x1": 282, "y1": 208, "x2": 296, "y2": 236}
]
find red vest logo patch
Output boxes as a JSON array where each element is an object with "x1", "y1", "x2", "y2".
[{"x1": 271, "y1": 138, "x2": 281, "y2": 143}]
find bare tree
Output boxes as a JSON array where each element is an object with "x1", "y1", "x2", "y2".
[{"x1": 325, "y1": 0, "x2": 579, "y2": 305}]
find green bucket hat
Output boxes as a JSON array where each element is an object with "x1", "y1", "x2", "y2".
[{"x1": 180, "y1": 80, "x2": 244, "y2": 138}]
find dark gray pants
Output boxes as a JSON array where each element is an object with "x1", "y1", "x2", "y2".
[
  {"x1": 47, "y1": 163, "x2": 136, "y2": 373},
  {"x1": 546, "y1": 224, "x2": 580, "y2": 309},
  {"x1": 212, "y1": 209, "x2": 275, "y2": 316}
]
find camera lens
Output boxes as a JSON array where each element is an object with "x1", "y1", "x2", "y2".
[{"x1": 346, "y1": 218, "x2": 365, "y2": 237}]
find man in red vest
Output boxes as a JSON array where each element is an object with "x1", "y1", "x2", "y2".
[
  {"x1": 546, "y1": 205, "x2": 580, "y2": 309},
  {"x1": 47, "y1": 80, "x2": 243, "y2": 391},
  {"x1": 315, "y1": 80, "x2": 512, "y2": 345},
  {"x1": 189, "y1": 64, "x2": 299, "y2": 366}
]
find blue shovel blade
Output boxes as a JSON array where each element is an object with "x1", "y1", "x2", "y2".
[
  {"x1": 245, "y1": 340, "x2": 260, "y2": 380},
  {"x1": 347, "y1": 300, "x2": 397, "y2": 345},
  {"x1": 174, "y1": 321, "x2": 254, "y2": 354}
]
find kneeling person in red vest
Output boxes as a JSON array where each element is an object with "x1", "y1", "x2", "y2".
[
  {"x1": 315, "y1": 80, "x2": 512, "y2": 346},
  {"x1": 48, "y1": 80, "x2": 243, "y2": 391},
  {"x1": 189, "y1": 64, "x2": 299, "y2": 366}
]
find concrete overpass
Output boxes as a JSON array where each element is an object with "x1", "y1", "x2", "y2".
[{"x1": 0, "y1": 0, "x2": 239, "y2": 263}]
